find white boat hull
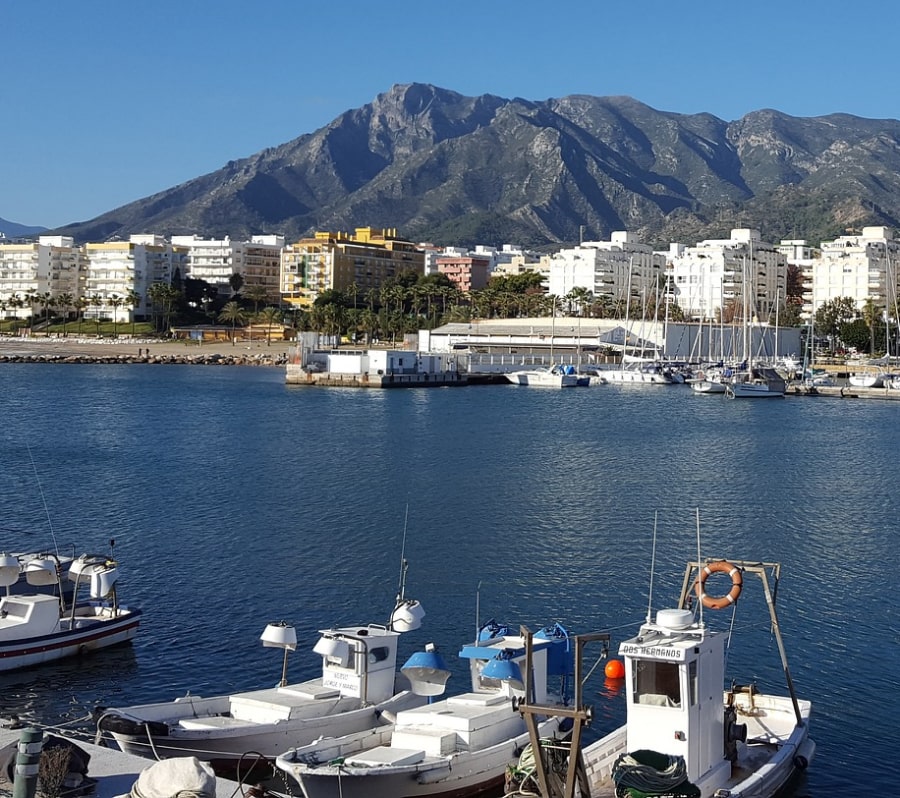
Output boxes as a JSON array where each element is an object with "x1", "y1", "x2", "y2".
[
  {"x1": 603, "y1": 369, "x2": 672, "y2": 384},
  {"x1": 726, "y1": 383, "x2": 785, "y2": 398},
  {"x1": 690, "y1": 379, "x2": 727, "y2": 394},
  {"x1": 278, "y1": 716, "x2": 563, "y2": 798},
  {"x1": 504, "y1": 370, "x2": 578, "y2": 387},
  {"x1": 583, "y1": 692, "x2": 813, "y2": 798},
  {"x1": 0, "y1": 607, "x2": 140, "y2": 671}
]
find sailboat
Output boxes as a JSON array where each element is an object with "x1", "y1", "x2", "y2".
[
  {"x1": 726, "y1": 251, "x2": 785, "y2": 398},
  {"x1": 603, "y1": 264, "x2": 673, "y2": 384}
]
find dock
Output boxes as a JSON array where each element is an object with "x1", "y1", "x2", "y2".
[
  {"x1": 0, "y1": 727, "x2": 246, "y2": 798},
  {"x1": 787, "y1": 383, "x2": 900, "y2": 400}
]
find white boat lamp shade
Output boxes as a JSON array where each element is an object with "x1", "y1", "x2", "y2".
[
  {"x1": 482, "y1": 649, "x2": 525, "y2": 690},
  {"x1": 261, "y1": 621, "x2": 297, "y2": 687},
  {"x1": 0, "y1": 554, "x2": 19, "y2": 588},
  {"x1": 390, "y1": 599, "x2": 425, "y2": 632},
  {"x1": 401, "y1": 643, "x2": 452, "y2": 697},
  {"x1": 313, "y1": 635, "x2": 352, "y2": 668},
  {"x1": 261, "y1": 621, "x2": 298, "y2": 651},
  {"x1": 24, "y1": 557, "x2": 58, "y2": 586}
]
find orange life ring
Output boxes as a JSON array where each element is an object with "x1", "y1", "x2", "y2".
[{"x1": 695, "y1": 561, "x2": 743, "y2": 609}]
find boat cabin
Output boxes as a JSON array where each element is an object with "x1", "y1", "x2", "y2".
[
  {"x1": 458, "y1": 625, "x2": 572, "y2": 703},
  {"x1": 618, "y1": 608, "x2": 731, "y2": 786},
  {"x1": 313, "y1": 624, "x2": 401, "y2": 704},
  {"x1": 0, "y1": 594, "x2": 61, "y2": 640}
]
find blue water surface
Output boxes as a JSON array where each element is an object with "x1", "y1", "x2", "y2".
[{"x1": 0, "y1": 364, "x2": 896, "y2": 795}]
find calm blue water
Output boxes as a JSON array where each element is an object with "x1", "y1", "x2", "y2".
[{"x1": 1, "y1": 365, "x2": 896, "y2": 795}]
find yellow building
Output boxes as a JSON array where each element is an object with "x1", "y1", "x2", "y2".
[{"x1": 281, "y1": 227, "x2": 423, "y2": 308}]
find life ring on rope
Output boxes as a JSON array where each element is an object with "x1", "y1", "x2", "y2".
[{"x1": 695, "y1": 560, "x2": 743, "y2": 609}]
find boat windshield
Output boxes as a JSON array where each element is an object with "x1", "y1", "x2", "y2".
[{"x1": 633, "y1": 660, "x2": 681, "y2": 708}]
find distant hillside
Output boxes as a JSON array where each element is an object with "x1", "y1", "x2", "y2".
[
  {"x1": 0, "y1": 217, "x2": 48, "y2": 238},
  {"x1": 50, "y1": 84, "x2": 900, "y2": 248}
]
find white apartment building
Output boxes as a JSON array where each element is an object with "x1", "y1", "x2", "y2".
[
  {"x1": 669, "y1": 229, "x2": 786, "y2": 322},
  {"x1": 84, "y1": 235, "x2": 186, "y2": 321},
  {"x1": 805, "y1": 226, "x2": 900, "y2": 318},
  {"x1": 0, "y1": 235, "x2": 83, "y2": 319},
  {"x1": 547, "y1": 231, "x2": 665, "y2": 310},
  {"x1": 172, "y1": 234, "x2": 285, "y2": 300}
]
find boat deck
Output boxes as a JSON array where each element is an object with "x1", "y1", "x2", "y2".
[{"x1": 0, "y1": 727, "x2": 243, "y2": 797}]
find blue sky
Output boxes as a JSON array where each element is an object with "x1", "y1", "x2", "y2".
[{"x1": 5, "y1": 0, "x2": 899, "y2": 229}]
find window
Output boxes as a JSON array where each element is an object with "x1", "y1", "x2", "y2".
[{"x1": 633, "y1": 660, "x2": 681, "y2": 707}]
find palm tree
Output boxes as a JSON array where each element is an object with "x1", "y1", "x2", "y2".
[
  {"x1": 90, "y1": 295, "x2": 104, "y2": 336},
  {"x1": 75, "y1": 297, "x2": 89, "y2": 335},
  {"x1": 217, "y1": 301, "x2": 246, "y2": 346},
  {"x1": 228, "y1": 272, "x2": 244, "y2": 298},
  {"x1": 38, "y1": 292, "x2": 55, "y2": 331},
  {"x1": 125, "y1": 289, "x2": 142, "y2": 337},
  {"x1": 244, "y1": 284, "x2": 268, "y2": 317},
  {"x1": 57, "y1": 292, "x2": 74, "y2": 336},
  {"x1": 258, "y1": 306, "x2": 281, "y2": 346},
  {"x1": 24, "y1": 290, "x2": 38, "y2": 335},
  {"x1": 109, "y1": 294, "x2": 123, "y2": 337}
]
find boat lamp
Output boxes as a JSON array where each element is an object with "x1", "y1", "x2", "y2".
[
  {"x1": 261, "y1": 621, "x2": 298, "y2": 687},
  {"x1": 401, "y1": 643, "x2": 452, "y2": 698},
  {"x1": 313, "y1": 634, "x2": 352, "y2": 668},
  {"x1": 0, "y1": 554, "x2": 19, "y2": 591},
  {"x1": 482, "y1": 649, "x2": 525, "y2": 689},
  {"x1": 390, "y1": 598, "x2": 426, "y2": 632}
]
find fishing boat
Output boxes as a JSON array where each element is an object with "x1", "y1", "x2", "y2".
[
  {"x1": 0, "y1": 548, "x2": 140, "y2": 671},
  {"x1": 96, "y1": 552, "x2": 431, "y2": 764},
  {"x1": 581, "y1": 556, "x2": 814, "y2": 798},
  {"x1": 275, "y1": 620, "x2": 575, "y2": 798}
]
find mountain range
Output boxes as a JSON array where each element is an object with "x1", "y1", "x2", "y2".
[
  {"x1": 46, "y1": 83, "x2": 900, "y2": 249},
  {"x1": 0, "y1": 217, "x2": 49, "y2": 239}
]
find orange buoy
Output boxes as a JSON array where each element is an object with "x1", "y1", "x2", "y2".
[{"x1": 605, "y1": 659, "x2": 625, "y2": 679}]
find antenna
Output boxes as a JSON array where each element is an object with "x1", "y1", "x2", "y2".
[
  {"x1": 475, "y1": 580, "x2": 482, "y2": 642},
  {"x1": 646, "y1": 511, "x2": 658, "y2": 624},
  {"x1": 695, "y1": 508, "x2": 704, "y2": 628},
  {"x1": 27, "y1": 443, "x2": 59, "y2": 559},
  {"x1": 395, "y1": 502, "x2": 410, "y2": 604}
]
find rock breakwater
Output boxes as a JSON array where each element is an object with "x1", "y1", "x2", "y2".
[{"x1": 0, "y1": 352, "x2": 287, "y2": 366}]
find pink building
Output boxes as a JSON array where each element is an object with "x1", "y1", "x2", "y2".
[{"x1": 436, "y1": 256, "x2": 490, "y2": 294}]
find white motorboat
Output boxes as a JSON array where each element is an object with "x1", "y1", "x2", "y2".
[
  {"x1": 276, "y1": 621, "x2": 575, "y2": 798},
  {"x1": 602, "y1": 362, "x2": 674, "y2": 384},
  {"x1": 582, "y1": 558, "x2": 814, "y2": 798},
  {"x1": 95, "y1": 597, "x2": 430, "y2": 764},
  {"x1": 0, "y1": 549, "x2": 140, "y2": 671},
  {"x1": 505, "y1": 366, "x2": 579, "y2": 388}
]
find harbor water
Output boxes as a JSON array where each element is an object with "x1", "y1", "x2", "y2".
[{"x1": 0, "y1": 364, "x2": 896, "y2": 795}]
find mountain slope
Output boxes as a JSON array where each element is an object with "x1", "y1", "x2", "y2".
[{"x1": 50, "y1": 84, "x2": 900, "y2": 248}]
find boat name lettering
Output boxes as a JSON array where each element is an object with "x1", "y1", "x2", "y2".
[
  {"x1": 621, "y1": 644, "x2": 684, "y2": 660},
  {"x1": 322, "y1": 672, "x2": 361, "y2": 696}
]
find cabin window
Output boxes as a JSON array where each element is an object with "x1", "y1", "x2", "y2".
[
  {"x1": 688, "y1": 661, "x2": 697, "y2": 706},
  {"x1": 367, "y1": 646, "x2": 390, "y2": 664},
  {"x1": 633, "y1": 660, "x2": 681, "y2": 707}
]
